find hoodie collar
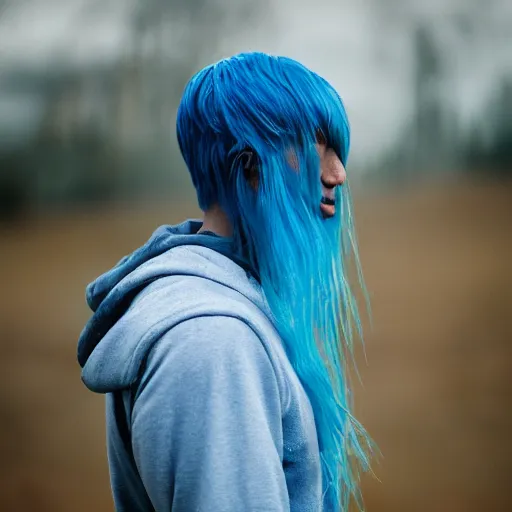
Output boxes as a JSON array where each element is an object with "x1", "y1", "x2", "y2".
[{"x1": 78, "y1": 220, "x2": 258, "y2": 367}]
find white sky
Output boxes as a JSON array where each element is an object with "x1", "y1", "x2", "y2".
[
  {"x1": 0, "y1": 0, "x2": 133, "y2": 69},
  {"x1": 216, "y1": 0, "x2": 512, "y2": 164},
  {"x1": 0, "y1": 0, "x2": 510, "y2": 163}
]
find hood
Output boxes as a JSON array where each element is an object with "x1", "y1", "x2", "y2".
[{"x1": 77, "y1": 219, "x2": 262, "y2": 376}]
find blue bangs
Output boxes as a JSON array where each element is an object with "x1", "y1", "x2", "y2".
[{"x1": 177, "y1": 52, "x2": 373, "y2": 511}]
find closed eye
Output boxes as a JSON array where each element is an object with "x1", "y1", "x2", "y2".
[{"x1": 316, "y1": 129, "x2": 327, "y2": 146}]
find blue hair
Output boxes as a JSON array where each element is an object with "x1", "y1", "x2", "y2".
[{"x1": 177, "y1": 52, "x2": 373, "y2": 510}]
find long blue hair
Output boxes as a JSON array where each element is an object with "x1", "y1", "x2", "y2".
[{"x1": 177, "y1": 52, "x2": 373, "y2": 510}]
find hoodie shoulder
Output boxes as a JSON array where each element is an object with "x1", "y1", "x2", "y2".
[
  {"x1": 127, "y1": 314, "x2": 290, "y2": 511},
  {"x1": 80, "y1": 271, "x2": 277, "y2": 394}
]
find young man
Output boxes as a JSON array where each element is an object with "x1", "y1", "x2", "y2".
[{"x1": 78, "y1": 52, "x2": 372, "y2": 511}]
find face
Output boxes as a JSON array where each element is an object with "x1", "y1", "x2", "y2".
[
  {"x1": 316, "y1": 133, "x2": 347, "y2": 218},
  {"x1": 246, "y1": 135, "x2": 347, "y2": 219}
]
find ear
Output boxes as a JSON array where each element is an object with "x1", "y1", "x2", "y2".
[{"x1": 239, "y1": 149, "x2": 259, "y2": 190}]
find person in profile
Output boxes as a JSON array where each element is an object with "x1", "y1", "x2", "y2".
[{"x1": 78, "y1": 52, "x2": 373, "y2": 512}]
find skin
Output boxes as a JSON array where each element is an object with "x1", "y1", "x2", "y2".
[
  {"x1": 199, "y1": 141, "x2": 347, "y2": 236},
  {"x1": 316, "y1": 141, "x2": 347, "y2": 218}
]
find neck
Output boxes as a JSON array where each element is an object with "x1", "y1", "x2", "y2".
[{"x1": 198, "y1": 203, "x2": 233, "y2": 237}]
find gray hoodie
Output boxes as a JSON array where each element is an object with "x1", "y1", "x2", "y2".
[{"x1": 78, "y1": 220, "x2": 322, "y2": 511}]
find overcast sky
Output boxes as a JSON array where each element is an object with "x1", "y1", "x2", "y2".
[{"x1": 0, "y1": 0, "x2": 510, "y2": 164}]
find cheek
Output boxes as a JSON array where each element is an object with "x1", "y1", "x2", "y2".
[
  {"x1": 316, "y1": 144, "x2": 326, "y2": 171},
  {"x1": 286, "y1": 149, "x2": 299, "y2": 171},
  {"x1": 286, "y1": 145, "x2": 326, "y2": 174}
]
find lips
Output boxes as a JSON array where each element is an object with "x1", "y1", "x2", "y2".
[
  {"x1": 320, "y1": 197, "x2": 336, "y2": 218},
  {"x1": 321, "y1": 196, "x2": 335, "y2": 206},
  {"x1": 321, "y1": 182, "x2": 336, "y2": 218}
]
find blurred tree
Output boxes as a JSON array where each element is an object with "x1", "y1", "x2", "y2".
[
  {"x1": 465, "y1": 77, "x2": 512, "y2": 176},
  {"x1": 126, "y1": 0, "x2": 268, "y2": 198},
  {"x1": 412, "y1": 24, "x2": 444, "y2": 166},
  {"x1": 0, "y1": 0, "x2": 268, "y2": 219},
  {"x1": 376, "y1": 23, "x2": 451, "y2": 181},
  {"x1": 0, "y1": 150, "x2": 30, "y2": 222},
  {"x1": 377, "y1": 19, "x2": 511, "y2": 181}
]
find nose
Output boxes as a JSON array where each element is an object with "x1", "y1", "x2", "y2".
[
  {"x1": 333, "y1": 165, "x2": 346, "y2": 186},
  {"x1": 322, "y1": 149, "x2": 346, "y2": 187},
  {"x1": 321, "y1": 150, "x2": 346, "y2": 191}
]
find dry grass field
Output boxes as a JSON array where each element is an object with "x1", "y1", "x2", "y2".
[{"x1": 1, "y1": 179, "x2": 511, "y2": 511}]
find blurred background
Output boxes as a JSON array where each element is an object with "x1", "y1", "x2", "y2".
[{"x1": 0, "y1": 0, "x2": 511, "y2": 511}]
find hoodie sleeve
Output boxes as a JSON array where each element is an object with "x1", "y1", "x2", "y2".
[{"x1": 130, "y1": 315, "x2": 289, "y2": 512}]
